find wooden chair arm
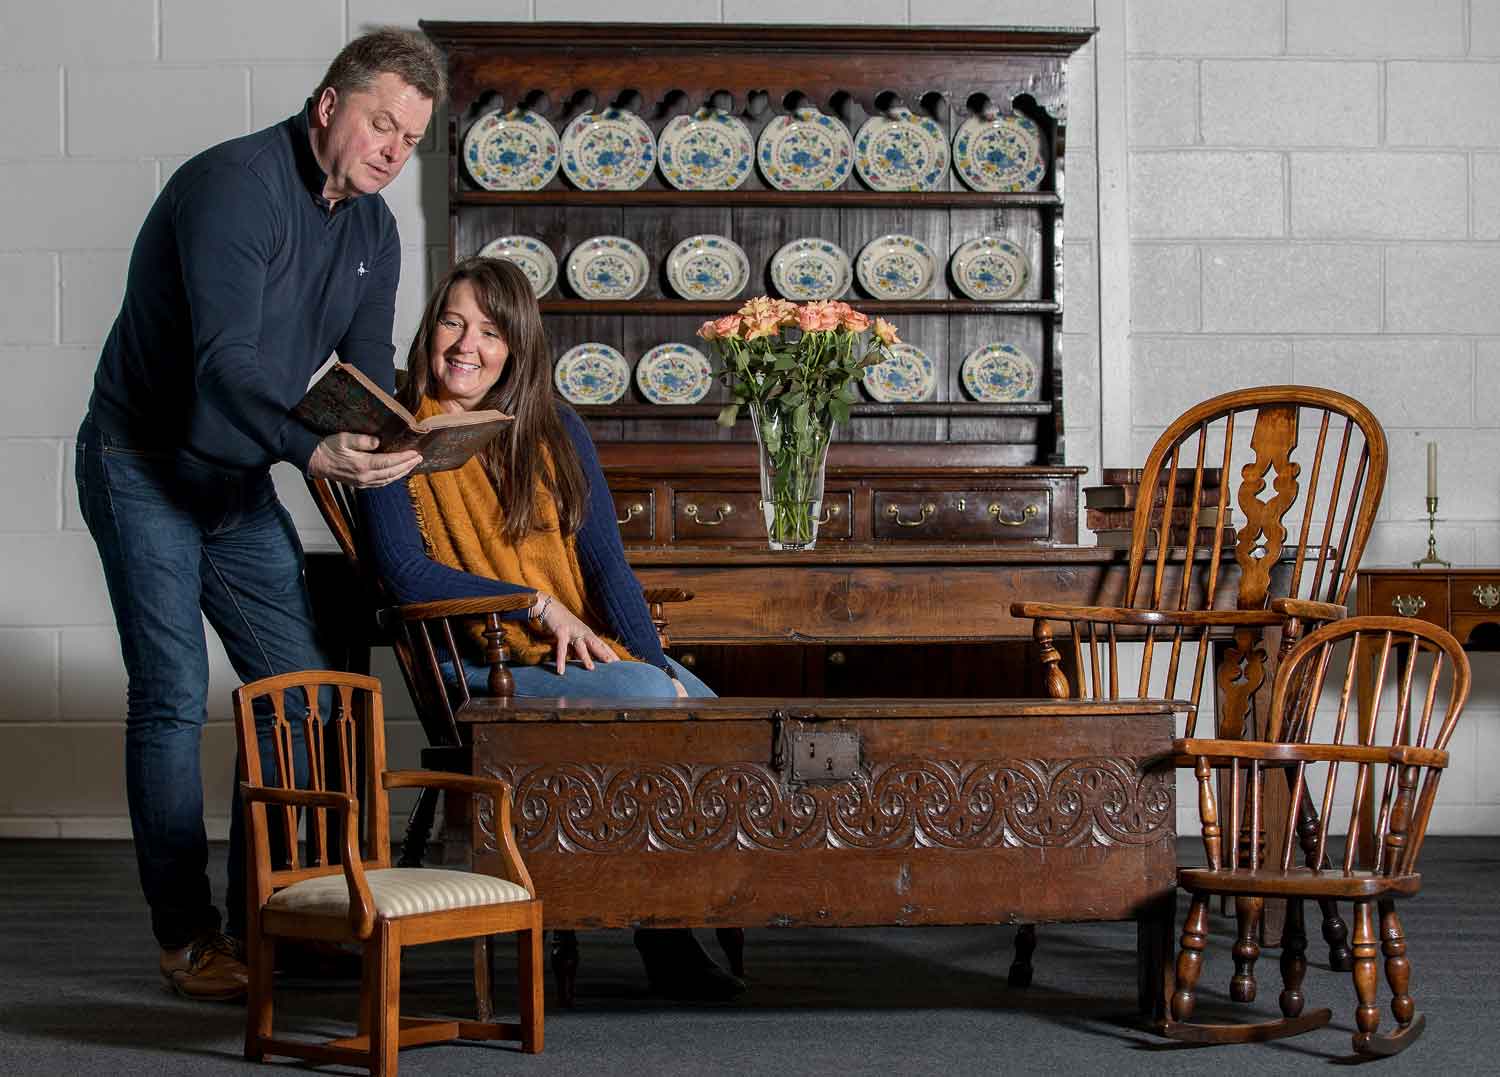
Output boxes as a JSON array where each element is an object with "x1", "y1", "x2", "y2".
[
  {"x1": 380, "y1": 770, "x2": 535, "y2": 896},
  {"x1": 643, "y1": 587, "x2": 694, "y2": 605},
  {"x1": 1269, "y1": 597, "x2": 1347, "y2": 624},
  {"x1": 393, "y1": 594, "x2": 536, "y2": 623},
  {"x1": 1174, "y1": 738, "x2": 1448, "y2": 769},
  {"x1": 1010, "y1": 602, "x2": 1287, "y2": 629},
  {"x1": 239, "y1": 782, "x2": 376, "y2": 940}
]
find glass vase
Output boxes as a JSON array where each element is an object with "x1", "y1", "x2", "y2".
[{"x1": 750, "y1": 404, "x2": 834, "y2": 551}]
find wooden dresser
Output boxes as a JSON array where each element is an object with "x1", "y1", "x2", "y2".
[{"x1": 1355, "y1": 567, "x2": 1500, "y2": 647}]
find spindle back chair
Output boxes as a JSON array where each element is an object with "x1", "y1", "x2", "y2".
[{"x1": 1163, "y1": 615, "x2": 1469, "y2": 1056}]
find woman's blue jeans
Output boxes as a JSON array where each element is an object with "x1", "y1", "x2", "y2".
[
  {"x1": 75, "y1": 415, "x2": 327, "y2": 948},
  {"x1": 455, "y1": 653, "x2": 716, "y2": 698}
]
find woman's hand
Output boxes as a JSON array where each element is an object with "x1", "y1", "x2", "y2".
[
  {"x1": 530, "y1": 592, "x2": 617, "y2": 675},
  {"x1": 671, "y1": 677, "x2": 688, "y2": 698}
]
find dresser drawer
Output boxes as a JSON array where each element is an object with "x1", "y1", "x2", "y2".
[
  {"x1": 672, "y1": 489, "x2": 853, "y2": 543},
  {"x1": 872, "y1": 488, "x2": 1052, "y2": 542},
  {"x1": 610, "y1": 490, "x2": 654, "y2": 542},
  {"x1": 1451, "y1": 578, "x2": 1500, "y2": 615},
  {"x1": 1364, "y1": 577, "x2": 1447, "y2": 626}
]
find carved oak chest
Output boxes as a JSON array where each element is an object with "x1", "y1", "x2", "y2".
[{"x1": 464, "y1": 697, "x2": 1177, "y2": 931}]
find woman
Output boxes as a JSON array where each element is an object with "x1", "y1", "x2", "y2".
[{"x1": 359, "y1": 256, "x2": 737, "y2": 1000}]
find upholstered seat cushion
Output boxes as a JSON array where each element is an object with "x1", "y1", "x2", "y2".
[{"x1": 267, "y1": 868, "x2": 531, "y2": 919}]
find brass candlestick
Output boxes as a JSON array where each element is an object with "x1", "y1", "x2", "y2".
[{"x1": 1412, "y1": 495, "x2": 1450, "y2": 568}]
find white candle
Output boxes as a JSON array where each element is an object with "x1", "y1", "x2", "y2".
[{"x1": 1427, "y1": 442, "x2": 1437, "y2": 499}]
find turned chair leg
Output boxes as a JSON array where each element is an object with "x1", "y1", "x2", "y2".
[
  {"x1": 1379, "y1": 900, "x2": 1415, "y2": 1033},
  {"x1": 715, "y1": 927, "x2": 745, "y2": 978},
  {"x1": 398, "y1": 787, "x2": 440, "y2": 868},
  {"x1": 1008, "y1": 924, "x2": 1036, "y2": 988},
  {"x1": 1170, "y1": 895, "x2": 1210, "y2": 1023},
  {"x1": 551, "y1": 929, "x2": 579, "y2": 1009},
  {"x1": 1230, "y1": 896, "x2": 1263, "y2": 1003},
  {"x1": 1278, "y1": 898, "x2": 1308, "y2": 1018},
  {"x1": 1351, "y1": 898, "x2": 1382, "y2": 1051},
  {"x1": 1319, "y1": 898, "x2": 1353, "y2": 971}
]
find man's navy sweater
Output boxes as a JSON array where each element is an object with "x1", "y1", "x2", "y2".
[
  {"x1": 88, "y1": 105, "x2": 401, "y2": 473},
  {"x1": 358, "y1": 407, "x2": 670, "y2": 673}
]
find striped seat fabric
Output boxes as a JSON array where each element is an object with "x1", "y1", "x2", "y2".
[{"x1": 268, "y1": 868, "x2": 531, "y2": 919}]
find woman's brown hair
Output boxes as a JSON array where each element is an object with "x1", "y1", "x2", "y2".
[{"x1": 399, "y1": 257, "x2": 588, "y2": 542}]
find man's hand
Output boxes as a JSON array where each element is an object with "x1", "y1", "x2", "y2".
[{"x1": 307, "y1": 433, "x2": 422, "y2": 488}]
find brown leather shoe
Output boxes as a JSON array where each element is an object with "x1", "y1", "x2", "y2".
[{"x1": 159, "y1": 933, "x2": 249, "y2": 1001}]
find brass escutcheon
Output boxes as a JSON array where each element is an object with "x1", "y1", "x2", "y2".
[
  {"x1": 615, "y1": 502, "x2": 644, "y2": 525},
  {"x1": 887, "y1": 502, "x2": 936, "y2": 527},
  {"x1": 1390, "y1": 594, "x2": 1427, "y2": 618},
  {"x1": 1474, "y1": 583, "x2": 1500, "y2": 610},
  {"x1": 989, "y1": 502, "x2": 1040, "y2": 527},
  {"x1": 685, "y1": 502, "x2": 733, "y2": 525}
]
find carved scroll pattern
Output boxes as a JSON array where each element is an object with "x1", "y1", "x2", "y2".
[
  {"x1": 1234, "y1": 405, "x2": 1301, "y2": 609},
  {"x1": 476, "y1": 758, "x2": 1172, "y2": 855}
]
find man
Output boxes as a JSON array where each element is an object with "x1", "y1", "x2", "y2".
[{"x1": 75, "y1": 29, "x2": 442, "y2": 1000}]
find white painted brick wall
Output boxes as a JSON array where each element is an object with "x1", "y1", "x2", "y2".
[
  {"x1": 68, "y1": 67, "x2": 249, "y2": 158},
  {"x1": 1130, "y1": 0, "x2": 1500, "y2": 835},
  {"x1": 160, "y1": 0, "x2": 345, "y2": 63},
  {"x1": 0, "y1": 255, "x2": 58, "y2": 344}
]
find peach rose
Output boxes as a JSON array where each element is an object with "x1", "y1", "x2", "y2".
[
  {"x1": 811, "y1": 301, "x2": 843, "y2": 332},
  {"x1": 873, "y1": 317, "x2": 900, "y2": 346},
  {"x1": 795, "y1": 303, "x2": 825, "y2": 332},
  {"x1": 711, "y1": 313, "x2": 743, "y2": 340},
  {"x1": 738, "y1": 296, "x2": 776, "y2": 323},
  {"x1": 697, "y1": 320, "x2": 719, "y2": 341},
  {"x1": 772, "y1": 298, "x2": 799, "y2": 326},
  {"x1": 840, "y1": 308, "x2": 871, "y2": 333},
  {"x1": 743, "y1": 315, "x2": 780, "y2": 342}
]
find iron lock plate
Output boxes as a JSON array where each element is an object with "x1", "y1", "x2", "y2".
[{"x1": 788, "y1": 728, "x2": 862, "y2": 781}]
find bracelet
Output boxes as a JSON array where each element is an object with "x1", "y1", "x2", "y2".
[{"x1": 530, "y1": 594, "x2": 552, "y2": 622}]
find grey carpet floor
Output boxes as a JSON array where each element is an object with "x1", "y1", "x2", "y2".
[{"x1": 0, "y1": 838, "x2": 1495, "y2": 1075}]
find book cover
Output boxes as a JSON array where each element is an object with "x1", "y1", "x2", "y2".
[
  {"x1": 1101, "y1": 466, "x2": 1222, "y2": 486},
  {"x1": 1085, "y1": 505, "x2": 1228, "y2": 530},
  {"x1": 292, "y1": 362, "x2": 511, "y2": 475},
  {"x1": 1093, "y1": 525, "x2": 1238, "y2": 549},
  {"x1": 1083, "y1": 483, "x2": 1230, "y2": 510}
]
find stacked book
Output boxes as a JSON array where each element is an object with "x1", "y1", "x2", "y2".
[{"x1": 1085, "y1": 467, "x2": 1237, "y2": 549}]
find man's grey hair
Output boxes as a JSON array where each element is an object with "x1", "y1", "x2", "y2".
[{"x1": 315, "y1": 27, "x2": 447, "y2": 103}]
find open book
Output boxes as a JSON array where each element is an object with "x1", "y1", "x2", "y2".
[{"x1": 292, "y1": 362, "x2": 511, "y2": 475}]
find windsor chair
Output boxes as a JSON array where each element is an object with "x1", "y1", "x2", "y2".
[
  {"x1": 1162, "y1": 615, "x2": 1469, "y2": 1056},
  {"x1": 1010, "y1": 385, "x2": 1388, "y2": 989}
]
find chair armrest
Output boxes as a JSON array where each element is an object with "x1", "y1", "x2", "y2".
[
  {"x1": 1174, "y1": 738, "x2": 1448, "y2": 769},
  {"x1": 643, "y1": 587, "x2": 694, "y2": 606},
  {"x1": 1011, "y1": 602, "x2": 1287, "y2": 629},
  {"x1": 238, "y1": 782, "x2": 376, "y2": 940},
  {"x1": 394, "y1": 594, "x2": 536, "y2": 623},
  {"x1": 1269, "y1": 597, "x2": 1347, "y2": 624},
  {"x1": 381, "y1": 770, "x2": 535, "y2": 896}
]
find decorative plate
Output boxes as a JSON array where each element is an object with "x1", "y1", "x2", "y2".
[
  {"x1": 554, "y1": 342, "x2": 630, "y2": 405},
  {"x1": 560, "y1": 108, "x2": 656, "y2": 190},
  {"x1": 666, "y1": 234, "x2": 750, "y2": 301},
  {"x1": 855, "y1": 234, "x2": 938, "y2": 300},
  {"x1": 476, "y1": 235, "x2": 558, "y2": 297},
  {"x1": 462, "y1": 108, "x2": 559, "y2": 191},
  {"x1": 960, "y1": 342, "x2": 1040, "y2": 402},
  {"x1": 657, "y1": 108, "x2": 754, "y2": 191},
  {"x1": 565, "y1": 236, "x2": 650, "y2": 300},
  {"x1": 862, "y1": 342, "x2": 935, "y2": 403},
  {"x1": 770, "y1": 237, "x2": 853, "y2": 301},
  {"x1": 950, "y1": 235, "x2": 1029, "y2": 301},
  {"x1": 853, "y1": 109, "x2": 950, "y2": 192},
  {"x1": 635, "y1": 342, "x2": 714, "y2": 404},
  {"x1": 756, "y1": 106, "x2": 854, "y2": 191},
  {"x1": 951, "y1": 112, "x2": 1045, "y2": 192}
]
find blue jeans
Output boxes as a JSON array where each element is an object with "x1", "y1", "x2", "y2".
[
  {"x1": 455, "y1": 654, "x2": 716, "y2": 699},
  {"x1": 75, "y1": 415, "x2": 327, "y2": 947}
]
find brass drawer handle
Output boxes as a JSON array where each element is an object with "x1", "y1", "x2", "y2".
[
  {"x1": 678, "y1": 652, "x2": 696, "y2": 668},
  {"x1": 685, "y1": 502, "x2": 734, "y2": 526},
  {"x1": 616, "y1": 502, "x2": 645, "y2": 525},
  {"x1": 1390, "y1": 594, "x2": 1427, "y2": 618},
  {"x1": 826, "y1": 650, "x2": 846, "y2": 665},
  {"x1": 1474, "y1": 584, "x2": 1500, "y2": 610},
  {"x1": 886, "y1": 502, "x2": 936, "y2": 527},
  {"x1": 816, "y1": 504, "x2": 842, "y2": 526},
  {"x1": 989, "y1": 502, "x2": 1040, "y2": 527}
]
